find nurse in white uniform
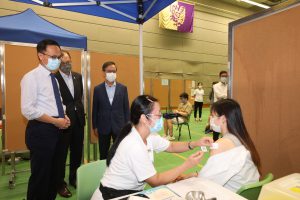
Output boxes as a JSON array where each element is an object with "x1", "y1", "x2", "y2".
[{"x1": 91, "y1": 95, "x2": 213, "y2": 200}]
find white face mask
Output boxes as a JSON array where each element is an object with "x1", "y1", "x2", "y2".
[
  {"x1": 210, "y1": 117, "x2": 221, "y2": 133},
  {"x1": 220, "y1": 77, "x2": 227, "y2": 83},
  {"x1": 106, "y1": 72, "x2": 116, "y2": 82}
]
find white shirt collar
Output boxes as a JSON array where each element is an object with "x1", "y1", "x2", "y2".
[
  {"x1": 219, "y1": 81, "x2": 227, "y2": 86},
  {"x1": 105, "y1": 81, "x2": 116, "y2": 87},
  {"x1": 131, "y1": 126, "x2": 149, "y2": 146},
  {"x1": 59, "y1": 70, "x2": 72, "y2": 78},
  {"x1": 38, "y1": 64, "x2": 52, "y2": 77}
]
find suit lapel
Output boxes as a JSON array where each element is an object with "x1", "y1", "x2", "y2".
[
  {"x1": 112, "y1": 83, "x2": 119, "y2": 107},
  {"x1": 56, "y1": 72, "x2": 74, "y2": 100},
  {"x1": 101, "y1": 83, "x2": 112, "y2": 107},
  {"x1": 72, "y1": 73, "x2": 78, "y2": 100}
]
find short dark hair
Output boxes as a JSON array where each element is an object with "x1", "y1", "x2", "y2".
[
  {"x1": 179, "y1": 92, "x2": 189, "y2": 100},
  {"x1": 102, "y1": 61, "x2": 116, "y2": 72},
  {"x1": 61, "y1": 50, "x2": 71, "y2": 59},
  {"x1": 219, "y1": 70, "x2": 228, "y2": 77},
  {"x1": 36, "y1": 39, "x2": 60, "y2": 53}
]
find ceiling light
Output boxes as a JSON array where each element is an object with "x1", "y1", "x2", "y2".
[{"x1": 240, "y1": 0, "x2": 270, "y2": 9}]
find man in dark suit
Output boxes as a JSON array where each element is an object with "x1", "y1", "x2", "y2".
[
  {"x1": 55, "y1": 50, "x2": 85, "y2": 197},
  {"x1": 92, "y1": 61, "x2": 130, "y2": 160}
]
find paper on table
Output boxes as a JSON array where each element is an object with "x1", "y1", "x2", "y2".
[
  {"x1": 143, "y1": 186, "x2": 183, "y2": 200},
  {"x1": 167, "y1": 177, "x2": 247, "y2": 200}
]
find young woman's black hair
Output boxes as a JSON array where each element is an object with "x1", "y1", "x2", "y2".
[
  {"x1": 106, "y1": 95, "x2": 158, "y2": 166},
  {"x1": 211, "y1": 99, "x2": 261, "y2": 173}
]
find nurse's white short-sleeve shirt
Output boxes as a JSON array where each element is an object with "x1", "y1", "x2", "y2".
[{"x1": 100, "y1": 127, "x2": 170, "y2": 191}]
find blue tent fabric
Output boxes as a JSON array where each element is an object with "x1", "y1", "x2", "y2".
[
  {"x1": 11, "y1": 0, "x2": 175, "y2": 24},
  {"x1": 0, "y1": 9, "x2": 87, "y2": 49}
]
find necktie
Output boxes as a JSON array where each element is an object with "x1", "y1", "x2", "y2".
[{"x1": 50, "y1": 73, "x2": 64, "y2": 118}]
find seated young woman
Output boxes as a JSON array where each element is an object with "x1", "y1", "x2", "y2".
[
  {"x1": 91, "y1": 95, "x2": 213, "y2": 200},
  {"x1": 177, "y1": 99, "x2": 261, "y2": 192}
]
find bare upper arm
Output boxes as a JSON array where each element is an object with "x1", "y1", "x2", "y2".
[{"x1": 210, "y1": 137, "x2": 235, "y2": 156}]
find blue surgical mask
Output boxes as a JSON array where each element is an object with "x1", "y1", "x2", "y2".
[
  {"x1": 46, "y1": 58, "x2": 61, "y2": 71},
  {"x1": 148, "y1": 116, "x2": 163, "y2": 133}
]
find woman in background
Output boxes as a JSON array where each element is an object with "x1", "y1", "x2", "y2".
[{"x1": 193, "y1": 82, "x2": 204, "y2": 122}]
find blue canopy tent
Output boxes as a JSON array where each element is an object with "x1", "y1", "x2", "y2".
[
  {"x1": 11, "y1": 0, "x2": 176, "y2": 94},
  {"x1": 0, "y1": 8, "x2": 87, "y2": 49}
]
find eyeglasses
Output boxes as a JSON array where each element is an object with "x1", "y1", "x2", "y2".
[
  {"x1": 147, "y1": 113, "x2": 162, "y2": 118},
  {"x1": 105, "y1": 70, "x2": 116, "y2": 73},
  {"x1": 42, "y1": 52, "x2": 63, "y2": 59}
]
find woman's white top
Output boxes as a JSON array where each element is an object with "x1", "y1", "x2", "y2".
[
  {"x1": 101, "y1": 127, "x2": 170, "y2": 190},
  {"x1": 198, "y1": 133, "x2": 260, "y2": 192},
  {"x1": 193, "y1": 88, "x2": 204, "y2": 102}
]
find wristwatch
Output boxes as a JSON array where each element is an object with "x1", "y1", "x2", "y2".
[{"x1": 188, "y1": 141, "x2": 193, "y2": 150}]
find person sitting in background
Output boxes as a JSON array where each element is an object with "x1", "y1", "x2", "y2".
[
  {"x1": 163, "y1": 92, "x2": 193, "y2": 141},
  {"x1": 91, "y1": 95, "x2": 213, "y2": 200},
  {"x1": 178, "y1": 99, "x2": 261, "y2": 192},
  {"x1": 193, "y1": 82, "x2": 204, "y2": 122}
]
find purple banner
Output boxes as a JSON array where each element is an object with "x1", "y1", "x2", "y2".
[{"x1": 177, "y1": 2, "x2": 194, "y2": 33}]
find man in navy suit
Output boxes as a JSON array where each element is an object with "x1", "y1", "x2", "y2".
[{"x1": 92, "y1": 61, "x2": 130, "y2": 160}]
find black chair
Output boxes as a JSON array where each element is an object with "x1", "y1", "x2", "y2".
[{"x1": 176, "y1": 114, "x2": 191, "y2": 141}]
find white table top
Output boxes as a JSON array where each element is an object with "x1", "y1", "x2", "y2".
[
  {"x1": 114, "y1": 177, "x2": 246, "y2": 200},
  {"x1": 166, "y1": 177, "x2": 247, "y2": 200}
]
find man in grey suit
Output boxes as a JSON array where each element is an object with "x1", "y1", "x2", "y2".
[{"x1": 92, "y1": 61, "x2": 130, "y2": 160}]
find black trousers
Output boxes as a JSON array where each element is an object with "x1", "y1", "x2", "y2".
[
  {"x1": 98, "y1": 131, "x2": 117, "y2": 160},
  {"x1": 25, "y1": 120, "x2": 61, "y2": 200},
  {"x1": 194, "y1": 101, "x2": 203, "y2": 118},
  {"x1": 57, "y1": 115, "x2": 84, "y2": 189},
  {"x1": 100, "y1": 183, "x2": 141, "y2": 200}
]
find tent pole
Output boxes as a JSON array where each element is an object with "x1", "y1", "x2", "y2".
[
  {"x1": 139, "y1": 24, "x2": 144, "y2": 95},
  {"x1": 86, "y1": 52, "x2": 91, "y2": 162},
  {"x1": 0, "y1": 43, "x2": 6, "y2": 175}
]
